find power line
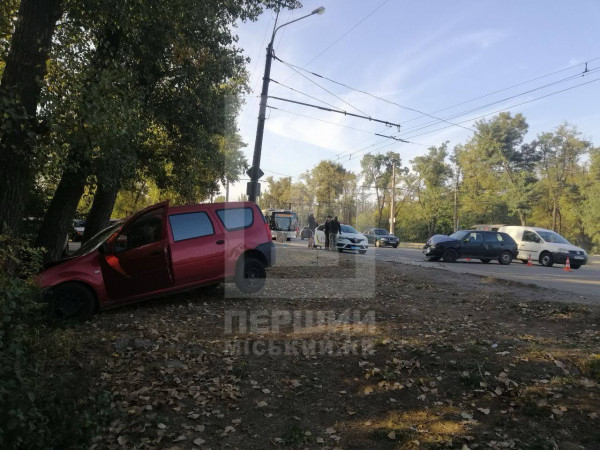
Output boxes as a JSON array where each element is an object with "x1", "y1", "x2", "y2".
[
  {"x1": 274, "y1": 54, "x2": 476, "y2": 132},
  {"x1": 338, "y1": 73, "x2": 600, "y2": 162},
  {"x1": 398, "y1": 66, "x2": 600, "y2": 136},
  {"x1": 269, "y1": 78, "x2": 345, "y2": 111},
  {"x1": 299, "y1": 0, "x2": 391, "y2": 69},
  {"x1": 268, "y1": 95, "x2": 403, "y2": 129},
  {"x1": 274, "y1": 55, "x2": 373, "y2": 118},
  {"x1": 402, "y1": 56, "x2": 600, "y2": 124}
]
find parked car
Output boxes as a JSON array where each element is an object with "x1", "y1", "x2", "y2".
[
  {"x1": 299, "y1": 226, "x2": 313, "y2": 239},
  {"x1": 314, "y1": 224, "x2": 368, "y2": 253},
  {"x1": 498, "y1": 225, "x2": 587, "y2": 269},
  {"x1": 423, "y1": 230, "x2": 517, "y2": 264},
  {"x1": 39, "y1": 201, "x2": 275, "y2": 319},
  {"x1": 363, "y1": 228, "x2": 399, "y2": 248},
  {"x1": 71, "y1": 219, "x2": 86, "y2": 241}
]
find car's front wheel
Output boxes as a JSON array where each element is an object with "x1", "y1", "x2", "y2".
[
  {"x1": 235, "y1": 257, "x2": 266, "y2": 294},
  {"x1": 498, "y1": 251, "x2": 513, "y2": 265},
  {"x1": 392, "y1": 243, "x2": 398, "y2": 248},
  {"x1": 442, "y1": 248, "x2": 458, "y2": 263},
  {"x1": 570, "y1": 263, "x2": 581, "y2": 270},
  {"x1": 539, "y1": 252, "x2": 554, "y2": 267},
  {"x1": 49, "y1": 282, "x2": 96, "y2": 321}
]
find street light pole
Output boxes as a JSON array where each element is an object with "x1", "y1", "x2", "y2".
[{"x1": 247, "y1": 6, "x2": 325, "y2": 203}]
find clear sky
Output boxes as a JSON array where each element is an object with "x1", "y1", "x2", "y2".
[{"x1": 228, "y1": 0, "x2": 600, "y2": 199}]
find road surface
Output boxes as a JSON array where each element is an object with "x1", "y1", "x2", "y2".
[
  {"x1": 375, "y1": 246, "x2": 600, "y2": 301},
  {"x1": 285, "y1": 239, "x2": 600, "y2": 302}
]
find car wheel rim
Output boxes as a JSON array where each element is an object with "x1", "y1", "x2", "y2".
[
  {"x1": 502, "y1": 254, "x2": 510, "y2": 264},
  {"x1": 245, "y1": 265, "x2": 260, "y2": 287},
  {"x1": 542, "y1": 256, "x2": 550, "y2": 265}
]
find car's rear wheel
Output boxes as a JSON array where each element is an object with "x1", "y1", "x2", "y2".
[
  {"x1": 49, "y1": 282, "x2": 95, "y2": 321},
  {"x1": 498, "y1": 251, "x2": 513, "y2": 265},
  {"x1": 442, "y1": 248, "x2": 458, "y2": 263},
  {"x1": 235, "y1": 257, "x2": 266, "y2": 294},
  {"x1": 570, "y1": 263, "x2": 581, "y2": 269},
  {"x1": 539, "y1": 252, "x2": 554, "y2": 267},
  {"x1": 480, "y1": 258, "x2": 491, "y2": 263}
]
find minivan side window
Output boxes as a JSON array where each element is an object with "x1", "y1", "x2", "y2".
[
  {"x1": 169, "y1": 212, "x2": 214, "y2": 242},
  {"x1": 523, "y1": 231, "x2": 540, "y2": 243},
  {"x1": 216, "y1": 207, "x2": 253, "y2": 231}
]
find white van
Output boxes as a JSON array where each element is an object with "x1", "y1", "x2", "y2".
[{"x1": 498, "y1": 226, "x2": 588, "y2": 269}]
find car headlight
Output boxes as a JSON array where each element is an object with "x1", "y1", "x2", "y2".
[{"x1": 558, "y1": 248, "x2": 569, "y2": 253}]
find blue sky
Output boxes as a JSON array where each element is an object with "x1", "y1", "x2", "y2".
[{"x1": 229, "y1": 0, "x2": 600, "y2": 198}]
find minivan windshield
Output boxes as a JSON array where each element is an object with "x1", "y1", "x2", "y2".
[
  {"x1": 72, "y1": 221, "x2": 123, "y2": 256},
  {"x1": 536, "y1": 230, "x2": 570, "y2": 244}
]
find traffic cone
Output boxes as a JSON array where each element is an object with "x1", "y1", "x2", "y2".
[
  {"x1": 527, "y1": 254, "x2": 533, "y2": 267},
  {"x1": 564, "y1": 257, "x2": 572, "y2": 272}
]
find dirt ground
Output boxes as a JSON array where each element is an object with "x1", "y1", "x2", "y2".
[{"x1": 64, "y1": 247, "x2": 598, "y2": 449}]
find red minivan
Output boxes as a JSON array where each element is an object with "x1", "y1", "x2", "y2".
[{"x1": 39, "y1": 201, "x2": 275, "y2": 319}]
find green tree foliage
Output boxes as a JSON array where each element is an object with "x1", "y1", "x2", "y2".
[
  {"x1": 260, "y1": 176, "x2": 292, "y2": 209},
  {"x1": 411, "y1": 143, "x2": 453, "y2": 237},
  {"x1": 360, "y1": 152, "x2": 403, "y2": 227}
]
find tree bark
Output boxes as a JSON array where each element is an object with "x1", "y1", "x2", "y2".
[
  {"x1": 82, "y1": 180, "x2": 120, "y2": 242},
  {"x1": 34, "y1": 167, "x2": 87, "y2": 262},
  {"x1": 0, "y1": 0, "x2": 63, "y2": 234}
]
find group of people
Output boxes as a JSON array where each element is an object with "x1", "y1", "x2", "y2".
[{"x1": 307, "y1": 212, "x2": 342, "y2": 251}]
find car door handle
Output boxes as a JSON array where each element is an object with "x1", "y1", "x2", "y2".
[{"x1": 216, "y1": 240, "x2": 225, "y2": 245}]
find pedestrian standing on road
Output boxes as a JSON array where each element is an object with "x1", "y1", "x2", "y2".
[
  {"x1": 308, "y1": 212, "x2": 317, "y2": 234},
  {"x1": 324, "y1": 215, "x2": 332, "y2": 250},
  {"x1": 329, "y1": 216, "x2": 341, "y2": 251}
]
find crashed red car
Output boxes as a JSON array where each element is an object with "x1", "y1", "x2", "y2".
[{"x1": 39, "y1": 201, "x2": 275, "y2": 319}]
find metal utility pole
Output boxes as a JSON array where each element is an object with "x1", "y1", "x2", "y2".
[
  {"x1": 247, "y1": 6, "x2": 325, "y2": 203},
  {"x1": 389, "y1": 162, "x2": 396, "y2": 234}
]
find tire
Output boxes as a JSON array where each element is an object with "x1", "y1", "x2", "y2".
[
  {"x1": 49, "y1": 282, "x2": 96, "y2": 321},
  {"x1": 338, "y1": 248, "x2": 344, "y2": 253},
  {"x1": 498, "y1": 251, "x2": 513, "y2": 265},
  {"x1": 359, "y1": 250, "x2": 367, "y2": 254},
  {"x1": 480, "y1": 258, "x2": 491, "y2": 264},
  {"x1": 392, "y1": 244, "x2": 398, "y2": 248},
  {"x1": 235, "y1": 257, "x2": 266, "y2": 294},
  {"x1": 539, "y1": 252, "x2": 554, "y2": 267},
  {"x1": 427, "y1": 256, "x2": 440, "y2": 262},
  {"x1": 442, "y1": 248, "x2": 458, "y2": 263},
  {"x1": 570, "y1": 263, "x2": 581, "y2": 270}
]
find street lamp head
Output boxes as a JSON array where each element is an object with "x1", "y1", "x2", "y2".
[{"x1": 312, "y1": 6, "x2": 326, "y2": 15}]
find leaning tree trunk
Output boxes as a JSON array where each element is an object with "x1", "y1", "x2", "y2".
[
  {"x1": 0, "y1": 0, "x2": 63, "y2": 234},
  {"x1": 34, "y1": 155, "x2": 88, "y2": 262},
  {"x1": 82, "y1": 180, "x2": 120, "y2": 242}
]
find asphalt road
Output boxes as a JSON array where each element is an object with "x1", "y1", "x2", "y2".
[{"x1": 374, "y1": 246, "x2": 600, "y2": 302}]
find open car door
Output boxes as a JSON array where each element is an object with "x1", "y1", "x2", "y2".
[{"x1": 100, "y1": 201, "x2": 173, "y2": 302}]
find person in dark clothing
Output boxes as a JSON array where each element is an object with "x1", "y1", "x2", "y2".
[
  {"x1": 324, "y1": 215, "x2": 332, "y2": 250},
  {"x1": 307, "y1": 212, "x2": 317, "y2": 233},
  {"x1": 329, "y1": 216, "x2": 342, "y2": 251}
]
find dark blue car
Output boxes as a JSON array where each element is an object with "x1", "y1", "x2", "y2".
[{"x1": 423, "y1": 230, "x2": 518, "y2": 265}]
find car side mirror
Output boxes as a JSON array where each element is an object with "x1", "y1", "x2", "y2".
[{"x1": 463, "y1": 238, "x2": 470, "y2": 243}]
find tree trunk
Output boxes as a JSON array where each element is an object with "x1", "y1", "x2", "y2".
[
  {"x1": 34, "y1": 169, "x2": 87, "y2": 262},
  {"x1": 82, "y1": 181, "x2": 120, "y2": 242},
  {"x1": 0, "y1": 0, "x2": 63, "y2": 234}
]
